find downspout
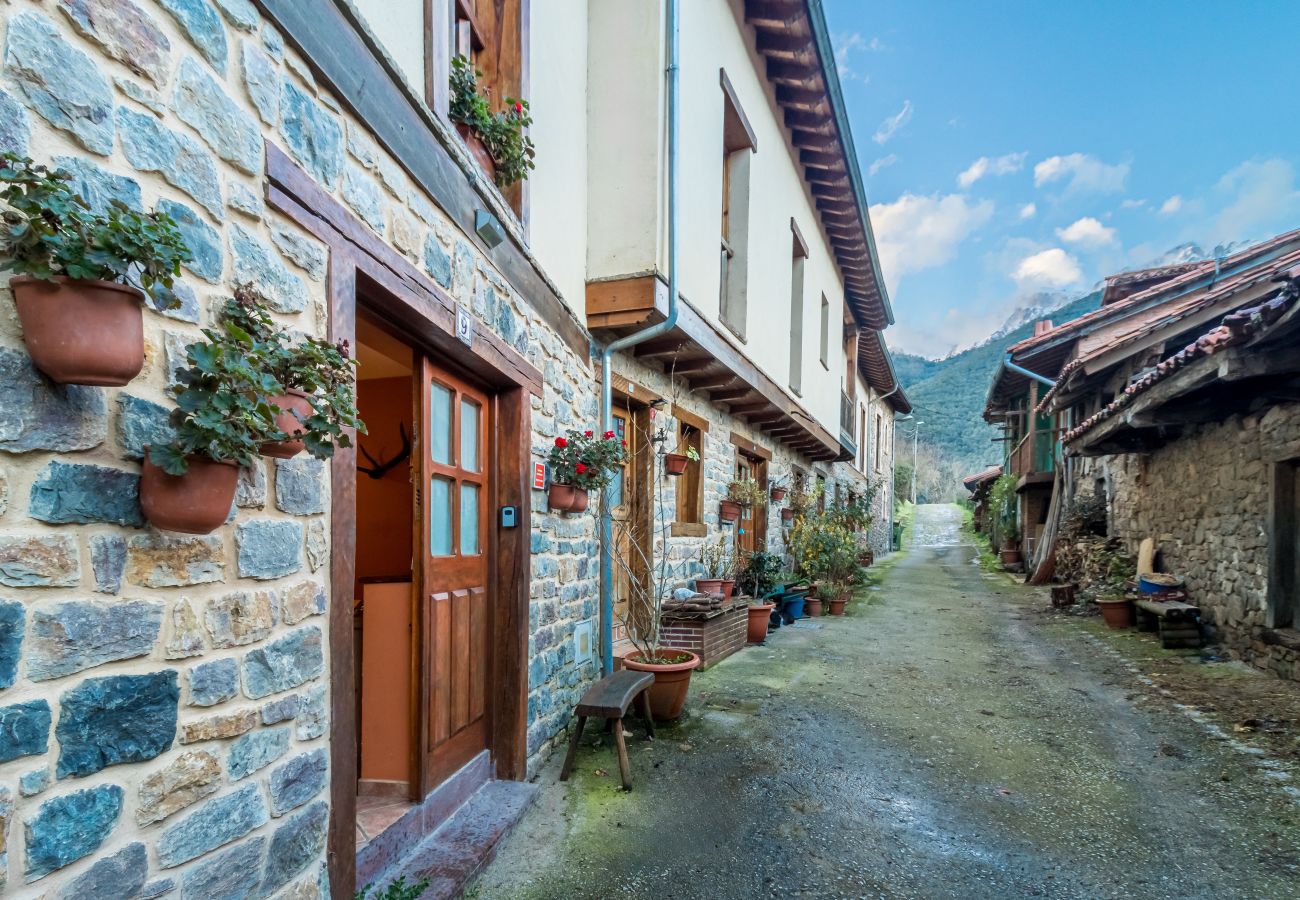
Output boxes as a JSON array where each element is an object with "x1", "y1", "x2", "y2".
[
  {"x1": 1004, "y1": 354, "x2": 1056, "y2": 388},
  {"x1": 598, "y1": 0, "x2": 681, "y2": 675}
]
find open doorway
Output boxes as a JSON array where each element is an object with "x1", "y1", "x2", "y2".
[{"x1": 353, "y1": 313, "x2": 417, "y2": 848}]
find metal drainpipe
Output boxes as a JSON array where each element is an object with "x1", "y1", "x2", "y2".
[
  {"x1": 597, "y1": 0, "x2": 681, "y2": 675},
  {"x1": 1003, "y1": 354, "x2": 1056, "y2": 388}
]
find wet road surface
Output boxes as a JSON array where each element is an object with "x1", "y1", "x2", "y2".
[{"x1": 472, "y1": 504, "x2": 1300, "y2": 899}]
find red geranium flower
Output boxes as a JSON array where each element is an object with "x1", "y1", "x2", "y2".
[
  {"x1": 621, "y1": 440, "x2": 627, "y2": 447},
  {"x1": 554, "y1": 436, "x2": 567, "y2": 448},
  {"x1": 575, "y1": 462, "x2": 587, "y2": 474},
  {"x1": 584, "y1": 430, "x2": 593, "y2": 438},
  {"x1": 514, "y1": 101, "x2": 524, "y2": 114},
  {"x1": 604, "y1": 430, "x2": 616, "y2": 439}
]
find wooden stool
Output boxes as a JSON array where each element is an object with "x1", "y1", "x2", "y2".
[{"x1": 559, "y1": 670, "x2": 655, "y2": 791}]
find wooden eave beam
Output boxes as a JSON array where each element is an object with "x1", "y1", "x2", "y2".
[
  {"x1": 783, "y1": 109, "x2": 829, "y2": 131},
  {"x1": 791, "y1": 130, "x2": 836, "y2": 151},
  {"x1": 766, "y1": 59, "x2": 819, "y2": 84}
]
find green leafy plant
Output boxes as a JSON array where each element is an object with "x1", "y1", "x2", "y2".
[
  {"x1": 987, "y1": 474, "x2": 1019, "y2": 549},
  {"x1": 548, "y1": 428, "x2": 627, "y2": 491},
  {"x1": 740, "y1": 550, "x2": 784, "y2": 599},
  {"x1": 448, "y1": 56, "x2": 536, "y2": 188},
  {"x1": 787, "y1": 480, "x2": 823, "y2": 516},
  {"x1": 826, "y1": 486, "x2": 878, "y2": 533},
  {"x1": 151, "y1": 287, "x2": 365, "y2": 474},
  {"x1": 0, "y1": 153, "x2": 189, "y2": 294},
  {"x1": 726, "y1": 477, "x2": 765, "y2": 508},
  {"x1": 356, "y1": 875, "x2": 431, "y2": 900}
]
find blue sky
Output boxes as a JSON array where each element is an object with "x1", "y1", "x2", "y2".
[{"x1": 823, "y1": 0, "x2": 1300, "y2": 358}]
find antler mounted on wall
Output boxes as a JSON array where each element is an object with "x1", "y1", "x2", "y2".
[{"x1": 358, "y1": 422, "x2": 411, "y2": 479}]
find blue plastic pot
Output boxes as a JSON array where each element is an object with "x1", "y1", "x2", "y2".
[{"x1": 783, "y1": 595, "x2": 806, "y2": 623}]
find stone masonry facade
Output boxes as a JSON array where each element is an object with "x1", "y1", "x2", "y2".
[
  {"x1": 1090, "y1": 402, "x2": 1300, "y2": 679},
  {"x1": 0, "y1": 0, "x2": 897, "y2": 891}
]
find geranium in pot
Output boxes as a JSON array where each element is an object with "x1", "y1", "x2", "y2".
[
  {"x1": 721, "y1": 476, "x2": 763, "y2": 522},
  {"x1": 663, "y1": 442, "x2": 698, "y2": 477},
  {"x1": 448, "y1": 56, "x2": 536, "y2": 189},
  {"x1": 0, "y1": 154, "x2": 190, "y2": 385},
  {"x1": 219, "y1": 286, "x2": 364, "y2": 459},
  {"x1": 546, "y1": 429, "x2": 626, "y2": 512}
]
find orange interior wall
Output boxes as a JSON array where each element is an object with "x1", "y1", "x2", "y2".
[{"x1": 356, "y1": 376, "x2": 415, "y2": 592}]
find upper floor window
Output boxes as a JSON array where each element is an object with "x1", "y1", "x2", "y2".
[
  {"x1": 719, "y1": 70, "x2": 756, "y2": 339},
  {"x1": 819, "y1": 294, "x2": 830, "y2": 369},
  {"x1": 789, "y1": 220, "x2": 809, "y2": 395}
]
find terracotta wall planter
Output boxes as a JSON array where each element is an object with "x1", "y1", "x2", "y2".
[
  {"x1": 12, "y1": 276, "x2": 144, "y2": 386},
  {"x1": 140, "y1": 456, "x2": 239, "y2": 534},
  {"x1": 719, "y1": 499, "x2": 741, "y2": 522},
  {"x1": 747, "y1": 604, "x2": 774, "y2": 643},
  {"x1": 770, "y1": 487, "x2": 786, "y2": 502},
  {"x1": 622, "y1": 650, "x2": 700, "y2": 721},
  {"x1": 260, "y1": 389, "x2": 312, "y2": 458},
  {"x1": 663, "y1": 453, "x2": 689, "y2": 476},
  {"x1": 548, "y1": 483, "x2": 588, "y2": 512},
  {"x1": 455, "y1": 122, "x2": 496, "y2": 183}
]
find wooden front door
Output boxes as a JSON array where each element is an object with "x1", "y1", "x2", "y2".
[
  {"x1": 609, "y1": 403, "x2": 651, "y2": 640},
  {"x1": 418, "y1": 356, "x2": 492, "y2": 790},
  {"x1": 735, "y1": 455, "x2": 768, "y2": 560}
]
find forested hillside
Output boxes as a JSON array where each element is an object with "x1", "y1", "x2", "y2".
[{"x1": 895, "y1": 289, "x2": 1103, "y2": 474}]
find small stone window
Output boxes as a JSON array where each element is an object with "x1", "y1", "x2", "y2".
[{"x1": 1267, "y1": 458, "x2": 1300, "y2": 629}]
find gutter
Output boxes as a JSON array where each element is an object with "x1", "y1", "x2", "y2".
[
  {"x1": 1003, "y1": 354, "x2": 1056, "y2": 388},
  {"x1": 597, "y1": 0, "x2": 681, "y2": 675}
]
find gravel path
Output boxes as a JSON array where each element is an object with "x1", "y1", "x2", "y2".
[{"x1": 472, "y1": 504, "x2": 1300, "y2": 899}]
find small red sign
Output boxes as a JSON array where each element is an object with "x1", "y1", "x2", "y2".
[{"x1": 533, "y1": 462, "x2": 547, "y2": 490}]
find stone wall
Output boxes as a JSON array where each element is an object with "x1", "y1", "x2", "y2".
[
  {"x1": 0, "y1": 0, "x2": 596, "y2": 891},
  {"x1": 1090, "y1": 402, "x2": 1300, "y2": 679}
]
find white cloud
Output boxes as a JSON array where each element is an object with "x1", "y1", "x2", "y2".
[
  {"x1": 869, "y1": 192, "x2": 995, "y2": 292},
  {"x1": 1211, "y1": 158, "x2": 1300, "y2": 244},
  {"x1": 832, "y1": 32, "x2": 870, "y2": 83},
  {"x1": 1055, "y1": 216, "x2": 1117, "y2": 249},
  {"x1": 1159, "y1": 195, "x2": 1182, "y2": 215},
  {"x1": 1033, "y1": 153, "x2": 1129, "y2": 193},
  {"x1": 1011, "y1": 248, "x2": 1083, "y2": 289},
  {"x1": 868, "y1": 154, "x2": 897, "y2": 177},
  {"x1": 957, "y1": 152, "x2": 1026, "y2": 188},
  {"x1": 1120, "y1": 198, "x2": 1147, "y2": 209},
  {"x1": 1019, "y1": 203, "x2": 1037, "y2": 219},
  {"x1": 873, "y1": 100, "x2": 913, "y2": 145}
]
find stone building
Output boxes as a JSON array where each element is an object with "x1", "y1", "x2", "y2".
[
  {"x1": 0, "y1": 0, "x2": 905, "y2": 896},
  {"x1": 986, "y1": 231, "x2": 1300, "y2": 680}
]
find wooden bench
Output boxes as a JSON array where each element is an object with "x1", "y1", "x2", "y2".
[
  {"x1": 1135, "y1": 597, "x2": 1202, "y2": 648},
  {"x1": 559, "y1": 670, "x2": 655, "y2": 791}
]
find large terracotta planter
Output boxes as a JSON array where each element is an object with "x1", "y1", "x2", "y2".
[
  {"x1": 260, "y1": 389, "x2": 312, "y2": 458},
  {"x1": 12, "y1": 276, "x2": 144, "y2": 386},
  {"x1": 548, "y1": 483, "x2": 577, "y2": 511},
  {"x1": 719, "y1": 500, "x2": 741, "y2": 522},
  {"x1": 747, "y1": 603, "x2": 774, "y2": 643},
  {"x1": 720, "y1": 579, "x2": 735, "y2": 598},
  {"x1": 805, "y1": 597, "x2": 823, "y2": 617},
  {"x1": 140, "y1": 455, "x2": 238, "y2": 534},
  {"x1": 1000, "y1": 548, "x2": 1022, "y2": 566},
  {"x1": 695, "y1": 578, "x2": 724, "y2": 595},
  {"x1": 828, "y1": 596, "x2": 848, "y2": 616},
  {"x1": 1098, "y1": 598, "x2": 1135, "y2": 630},
  {"x1": 663, "y1": 453, "x2": 689, "y2": 476},
  {"x1": 455, "y1": 122, "x2": 497, "y2": 183},
  {"x1": 623, "y1": 649, "x2": 700, "y2": 721}
]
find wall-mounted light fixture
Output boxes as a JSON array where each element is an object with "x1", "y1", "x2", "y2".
[{"x1": 475, "y1": 209, "x2": 505, "y2": 249}]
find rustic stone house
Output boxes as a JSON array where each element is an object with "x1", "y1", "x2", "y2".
[
  {"x1": 0, "y1": 0, "x2": 905, "y2": 896},
  {"x1": 987, "y1": 231, "x2": 1300, "y2": 680}
]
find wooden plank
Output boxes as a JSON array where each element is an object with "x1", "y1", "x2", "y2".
[
  {"x1": 671, "y1": 404, "x2": 710, "y2": 433},
  {"x1": 730, "y1": 431, "x2": 773, "y2": 461},
  {"x1": 257, "y1": 0, "x2": 589, "y2": 361},
  {"x1": 719, "y1": 68, "x2": 758, "y2": 153},
  {"x1": 586, "y1": 274, "x2": 660, "y2": 315},
  {"x1": 490, "y1": 386, "x2": 529, "y2": 780},
  {"x1": 452, "y1": 589, "x2": 471, "y2": 733},
  {"x1": 433, "y1": 592, "x2": 452, "y2": 744},
  {"x1": 575, "y1": 671, "x2": 654, "y2": 717}
]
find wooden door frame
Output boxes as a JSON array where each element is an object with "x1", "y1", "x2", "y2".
[
  {"x1": 266, "y1": 143, "x2": 541, "y2": 898},
  {"x1": 608, "y1": 390, "x2": 653, "y2": 639}
]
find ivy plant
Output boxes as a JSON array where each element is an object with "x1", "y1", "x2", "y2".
[{"x1": 0, "y1": 153, "x2": 190, "y2": 295}]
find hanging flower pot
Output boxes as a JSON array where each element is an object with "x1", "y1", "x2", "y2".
[
  {"x1": 259, "y1": 389, "x2": 313, "y2": 458},
  {"x1": 747, "y1": 603, "x2": 774, "y2": 643},
  {"x1": 622, "y1": 649, "x2": 700, "y2": 721},
  {"x1": 568, "y1": 486, "x2": 590, "y2": 512},
  {"x1": 770, "y1": 486, "x2": 787, "y2": 502},
  {"x1": 140, "y1": 455, "x2": 239, "y2": 534},
  {"x1": 663, "y1": 453, "x2": 689, "y2": 476},
  {"x1": 454, "y1": 122, "x2": 497, "y2": 184},
  {"x1": 719, "y1": 499, "x2": 741, "y2": 522},
  {"x1": 548, "y1": 483, "x2": 577, "y2": 511},
  {"x1": 780, "y1": 507, "x2": 795, "y2": 522},
  {"x1": 12, "y1": 277, "x2": 146, "y2": 386}
]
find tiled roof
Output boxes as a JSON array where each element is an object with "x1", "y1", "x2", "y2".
[
  {"x1": 858, "y1": 328, "x2": 911, "y2": 413},
  {"x1": 962, "y1": 465, "x2": 1003, "y2": 491},
  {"x1": 1039, "y1": 243, "x2": 1300, "y2": 413},
  {"x1": 1100, "y1": 261, "x2": 1206, "y2": 306},
  {"x1": 1061, "y1": 287, "x2": 1299, "y2": 447}
]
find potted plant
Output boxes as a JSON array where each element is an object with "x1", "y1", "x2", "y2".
[
  {"x1": 0, "y1": 154, "x2": 190, "y2": 385},
  {"x1": 219, "y1": 286, "x2": 363, "y2": 459},
  {"x1": 696, "y1": 535, "x2": 730, "y2": 595},
  {"x1": 1097, "y1": 593, "x2": 1135, "y2": 629},
  {"x1": 769, "y1": 477, "x2": 788, "y2": 503},
  {"x1": 780, "y1": 506, "x2": 795, "y2": 522},
  {"x1": 663, "y1": 443, "x2": 698, "y2": 477},
  {"x1": 448, "y1": 56, "x2": 536, "y2": 189},
  {"x1": 1000, "y1": 533, "x2": 1022, "y2": 567},
  {"x1": 739, "y1": 550, "x2": 782, "y2": 643},
  {"x1": 143, "y1": 293, "x2": 363, "y2": 533},
  {"x1": 721, "y1": 477, "x2": 763, "y2": 522},
  {"x1": 546, "y1": 429, "x2": 626, "y2": 512}
]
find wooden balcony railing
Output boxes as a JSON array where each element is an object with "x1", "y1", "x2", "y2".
[{"x1": 1010, "y1": 429, "x2": 1056, "y2": 478}]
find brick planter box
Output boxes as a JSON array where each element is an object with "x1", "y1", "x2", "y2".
[{"x1": 658, "y1": 599, "x2": 749, "y2": 669}]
